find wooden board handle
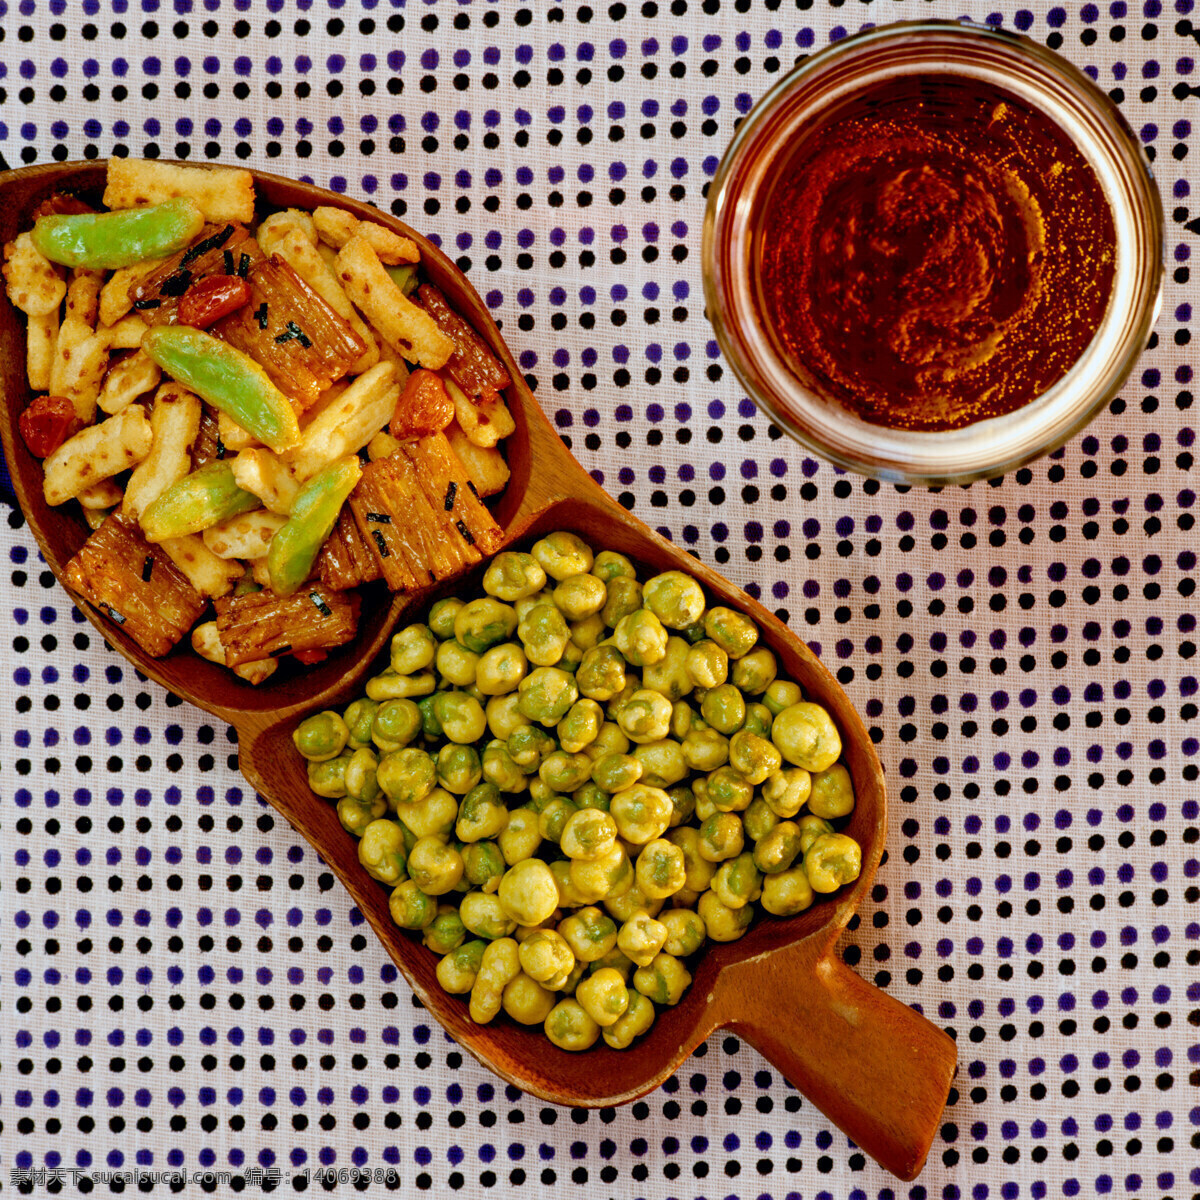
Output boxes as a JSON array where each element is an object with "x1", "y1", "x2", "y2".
[{"x1": 714, "y1": 940, "x2": 957, "y2": 1180}]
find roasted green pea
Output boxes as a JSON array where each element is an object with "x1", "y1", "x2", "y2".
[
  {"x1": 728, "y1": 729, "x2": 783, "y2": 785},
  {"x1": 377, "y1": 748, "x2": 436, "y2": 807},
  {"x1": 336, "y1": 791, "x2": 387, "y2": 838},
  {"x1": 343, "y1": 748, "x2": 381, "y2": 804},
  {"x1": 587, "y1": 720, "x2": 631, "y2": 760},
  {"x1": 771, "y1": 702, "x2": 842, "y2": 771},
  {"x1": 669, "y1": 699, "x2": 697, "y2": 741},
  {"x1": 432, "y1": 692, "x2": 487, "y2": 744},
  {"x1": 391, "y1": 624, "x2": 437, "y2": 675},
  {"x1": 358, "y1": 818, "x2": 408, "y2": 885},
  {"x1": 762, "y1": 766, "x2": 812, "y2": 818},
  {"x1": 686, "y1": 640, "x2": 729, "y2": 690},
  {"x1": 616, "y1": 688, "x2": 673, "y2": 745},
  {"x1": 712, "y1": 852, "x2": 762, "y2": 909},
  {"x1": 532, "y1": 531, "x2": 594, "y2": 581},
  {"x1": 808, "y1": 763, "x2": 855, "y2": 819},
  {"x1": 342, "y1": 698, "x2": 380, "y2": 751},
  {"x1": 389, "y1": 880, "x2": 437, "y2": 930},
  {"x1": 519, "y1": 928, "x2": 575, "y2": 989},
  {"x1": 698, "y1": 812, "x2": 745, "y2": 862},
  {"x1": 498, "y1": 858, "x2": 559, "y2": 926},
  {"x1": 485, "y1": 694, "x2": 530, "y2": 741},
  {"x1": 635, "y1": 839, "x2": 686, "y2": 900},
  {"x1": 588, "y1": 947, "x2": 637, "y2": 981},
  {"x1": 576, "y1": 644, "x2": 628, "y2": 703},
  {"x1": 560, "y1": 808, "x2": 618, "y2": 860},
  {"x1": 407, "y1": 836, "x2": 465, "y2": 896},
  {"x1": 610, "y1": 784, "x2": 674, "y2": 845},
  {"x1": 366, "y1": 668, "x2": 437, "y2": 702},
  {"x1": 570, "y1": 612, "x2": 608, "y2": 652},
  {"x1": 797, "y1": 813, "x2": 836, "y2": 855},
  {"x1": 498, "y1": 808, "x2": 543, "y2": 866},
  {"x1": 642, "y1": 636, "x2": 694, "y2": 701},
  {"x1": 681, "y1": 726, "x2": 730, "y2": 772},
  {"x1": 294, "y1": 711, "x2": 350, "y2": 762},
  {"x1": 436, "y1": 938, "x2": 486, "y2": 993},
  {"x1": 589, "y1": 752, "x2": 641, "y2": 793},
  {"x1": 602, "y1": 990, "x2": 655, "y2": 1049},
  {"x1": 704, "y1": 606, "x2": 759, "y2": 659},
  {"x1": 435, "y1": 640, "x2": 480, "y2": 688},
  {"x1": 804, "y1": 832, "x2": 862, "y2": 892},
  {"x1": 592, "y1": 550, "x2": 637, "y2": 583},
  {"x1": 743, "y1": 797, "x2": 780, "y2": 843},
  {"x1": 732, "y1": 647, "x2": 778, "y2": 694},
  {"x1": 576, "y1": 967, "x2": 630, "y2": 1028},
  {"x1": 666, "y1": 784, "x2": 696, "y2": 828},
  {"x1": 761, "y1": 864, "x2": 815, "y2": 916},
  {"x1": 482, "y1": 740, "x2": 528, "y2": 793},
  {"x1": 573, "y1": 780, "x2": 611, "y2": 812},
  {"x1": 632, "y1": 739, "x2": 688, "y2": 788},
  {"x1": 706, "y1": 765, "x2": 755, "y2": 813},
  {"x1": 504, "y1": 725, "x2": 552, "y2": 772},
  {"x1": 553, "y1": 573, "x2": 608, "y2": 621},
  {"x1": 544, "y1": 998, "x2": 601, "y2": 1051},
  {"x1": 660, "y1": 908, "x2": 707, "y2": 957},
  {"x1": 461, "y1": 840, "x2": 506, "y2": 892},
  {"x1": 455, "y1": 597, "x2": 518, "y2": 654},
  {"x1": 459, "y1": 890, "x2": 518, "y2": 940},
  {"x1": 475, "y1": 642, "x2": 528, "y2": 696},
  {"x1": 614, "y1": 610, "x2": 669, "y2": 667},
  {"x1": 764, "y1": 679, "x2": 803, "y2": 716},
  {"x1": 666, "y1": 826, "x2": 718, "y2": 892},
  {"x1": 483, "y1": 551, "x2": 547, "y2": 601},
  {"x1": 449, "y1": 782, "x2": 505, "y2": 843},
  {"x1": 538, "y1": 796, "x2": 578, "y2": 844},
  {"x1": 517, "y1": 667, "x2": 578, "y2": 726},
  {"x1": 423, "y1": 907, "x2": 467, "y2": 955},
  {"x1": 698, "y1": 890, "x2": 753, "y2": 942},
  {"x1": 633, "y1": 953, "x2": 692, "y2": 1005},
  {"x1": 616, "y1": 914, "x2": 668, "y2": 967},
  {"x1": 518, "y1": 602, "x2": 572, "y2": 666},
  {"x1": 434, "y1": 744, "x2": 481, "y2": 795},
  {"x1": 558, "y1": 639, "x2": 584, "y2": 672},
  {"x1": 308, "y1": 753, "x2": 352, "y2": 799},
  {"x1": 557, "y1": 698, "x2": 604, "y2": 754},
  {"x1": 540, "y1": 750, "x2": 593, "y2": 793},
  {"x1": 700, "y1": 684, "x2": 746, "y2": 736},
  {"x1": 502, "y1": 973, "x2": 557, "y2": 1025},
  {"x1": 752, "y1": 820, "x2": 803, "y2": 874},
  {"x1": 558, "y1": 906, "x2": 618, "y2": 963},
  {"x1": 470, "y1": 937, "x2": 522, "y2": 1025},
  {"x1": 742, "y1": 703, "x2": 774, "y2": 738},
  {"x1": 370, "y1": 699, "x2": 422, "y2": 756},
  {"x1": 642, "y1": 570, "x2": 706, "y2": 630},
  {"x1": 602, "y1": 576, "x2": 643, "y2": 628},
  {"x1": 692, "y1": 778, "x2": 715, "y2": 822},
  {"x1": 428, "y1": 597, "x2": 465, "y2": 639}
]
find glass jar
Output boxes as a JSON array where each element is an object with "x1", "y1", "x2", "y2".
[{"x1": 702, "y1": 20, "x2": 1163, "y2": 485}]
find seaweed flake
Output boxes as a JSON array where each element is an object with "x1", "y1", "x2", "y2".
[
  {"x1": 365, "y1": 512, "x2": 392, "y2": 525},
  {"x1": 141, "y1": 555, "x2": 154, "y2": 583},
  {"x1": 456, "y1": 520, "x2": 475, "y2": 546},
  {"x1": 160, "y1": 269, "x2": 193, "y2": 297},
  {"x1": 466, "y1": 480, "x2": 479, "y2": 498},
  {"x1": 274, "y1": 319, "x2": 311, "y2": 348},
  {"x1": 132, "y1": 298, "x2": 162, "y2": 311},
  {"x1": 216, "y1": 436, "x2": 226, "y2": 460},
  {"x1": 237, "y1": 253, "x2": 251, "y2": 279},
  {"x1": 103, "y1": 604, "x2": 127, "y2": 626},
  {"x1": 254, "y1": 302, "x2": 269, "y2": 330},
  {"x1": 443, "y1": 480, "x2": 457, "y2": 512},
  {"x1": 371, "y1": 530, "x2": 391, "y2": 558},
  {"x1": 180, "y1": 224, "x2": 235, "y2": 268},
  {"x1": 309, "y1": 591, "x2": 333, "y2": 618},
  {"x1": 275, "y1": 644, "x2": 292, "y2": 656},
  {"x1": 223, "y1": 249, "x2": 236, "y2": 275}
]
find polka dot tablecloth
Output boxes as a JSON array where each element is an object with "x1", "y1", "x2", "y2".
[{"x1": 2, "y1": 1, "x2": 1198, "y2": 1196}]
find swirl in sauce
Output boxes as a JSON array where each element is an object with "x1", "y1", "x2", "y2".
[{"x1": 757, "y1": 74, "x2": 1117, "y2": 432}]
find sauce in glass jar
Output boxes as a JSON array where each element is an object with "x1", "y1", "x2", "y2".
[{"x1": 755, "y1": 73, "x2": 1117, "y2": 433}]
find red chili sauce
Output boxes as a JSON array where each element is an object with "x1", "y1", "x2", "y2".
[{"x1": 756, "y1": 74, "x2": 1117, "y2": 432}]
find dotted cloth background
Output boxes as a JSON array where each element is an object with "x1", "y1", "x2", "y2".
[{"x1": 2, "y1": 1, "x2": 1198, "y2": 1197}]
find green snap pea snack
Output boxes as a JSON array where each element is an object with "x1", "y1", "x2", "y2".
[
  {"x1": 293, "y1": 532, "x2": 863, "y2": 1050},
  {"x1": 32, "y1": 198, "x2": 206, "y2": 269}
]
